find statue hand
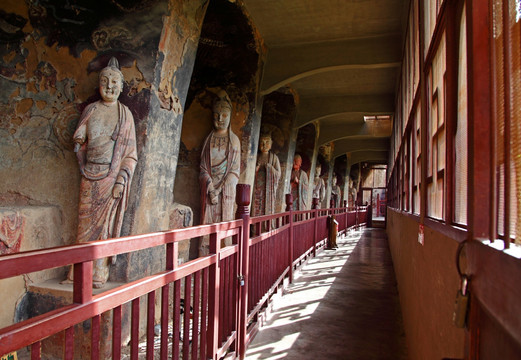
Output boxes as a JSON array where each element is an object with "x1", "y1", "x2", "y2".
[
  {"x1": 113, "y1": 183, "x2": 124, "y2": 198},
  {"x1": 210, "y1": 191, "x2": 218, "y2": 204}
]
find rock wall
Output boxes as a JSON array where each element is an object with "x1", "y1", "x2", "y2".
[{"x1": 0, "y1": 0, "x2": 209, "y2": 321}]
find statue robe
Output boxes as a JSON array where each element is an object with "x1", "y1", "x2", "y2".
[
  {"x1": 253, "y1": 152, "x2": 281, "y2": 216},
  {"x1": 199, "y1": 129, "x2": 240, "y2": 225},
  {"x1": 291, "y1": 169, "x2": 309, "y2": 210},
  {"x1": 331, "y1": 184, "x2": 342, "y2": 208},
  {"x1": 312, "y1": 177, "x2": 326, "y2": 209},
  {"x1": 74, "y1": 101, "x2": 137, "y2": 283}
]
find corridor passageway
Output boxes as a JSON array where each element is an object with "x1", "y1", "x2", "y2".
[{"x1": 245, "y1": 228, "x2": 408, "y2": 360}]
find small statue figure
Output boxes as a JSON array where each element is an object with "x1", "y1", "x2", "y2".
[
  {"x1": 199, "y1": 90, "x2": 240, "y2": 255},
  {"x1": 64, "y1": 57, "x2": 138, "y2": 288},
  {"x1": 348, "y1": 178, "x2": 357, "y2": 206},
  {"x1": 312, "y1": 164, "x2": 326, "y2": 209},
  {"x1": 290, "y1": 154, "x2": 309, "y2": 210},
  {"x1": 253, "y1": 132, "x2": 281, "y2": 217},
  {"x1": 331, "y1": 176, "x2": 342, "y2": 208}
]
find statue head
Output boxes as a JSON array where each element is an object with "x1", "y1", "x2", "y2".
[
  {"x1": 212, "y1": 91, "x2": 232, "y2": 132},
  {"x1": 293, "y1": 154, "x2": 302, "y2": 171},
  {"x1": 99, "y1": 57, "x2": 124, "y2": 103},
  {"x1": 333, "y1": 176, "x2": 337, "y2": 186},
  {"x1": 315, "y1": 164, "x2": 321, "y2": 179},
  {"x1": 259, "y1": 133, "x2": 272, "y2": 154}
]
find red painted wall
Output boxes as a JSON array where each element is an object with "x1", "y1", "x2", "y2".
[{"x1": 386, "y1": 209, "x2": 465, "y2": 360}]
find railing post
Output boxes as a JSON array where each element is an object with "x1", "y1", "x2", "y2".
[
  {"x1": 312, "y1": 197, "x2": 319, "y2": 256},
  {"x1": 73, "y1": 261, "x2": 93, "y2": 304},
  {"x1": 285, "y1": 194, "x2": 294, "y2": 283},
  {"x1": 207, "y1": 231, "x2": 220, "y2": 360},
  {"x1": 344, "y1": 200, "x2": 348, "y2": 235},
  {"x1": 235, "y1": 184, "x2": 250, "y2": 360}
]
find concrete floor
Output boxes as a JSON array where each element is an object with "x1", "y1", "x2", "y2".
[{"x1": 245, "y1": 228, "x2": 408, "y2": 360}]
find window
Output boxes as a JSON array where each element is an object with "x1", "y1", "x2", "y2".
[
  {"x1": 492, "y1": 0, "x2": 521, "y2": 244},
  {"x1": 427, "y1": 33, "x2": 446, "y2": 220},
  {"x1": 454, "y1": 4, "x2": 468, "y2": 225},
  {"x1": 413, "y1": 106, "x2": 421, "y2": 214}
]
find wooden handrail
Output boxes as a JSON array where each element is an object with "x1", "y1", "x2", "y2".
[{"x1": 0, "y1": 185, "x2": 366, "y2": 360}]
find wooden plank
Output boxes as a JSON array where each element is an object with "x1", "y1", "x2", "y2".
[
  {"x1": 64, "y1": 327, "x2": 74, "y2": 360},
  {"x1": 112, "y1": 306, "x2": 122, "y2": 360},
  {"x1": 73, "y1": 262, "x2": 92, "y2": 304},
  {"x1": 192, "y1": 271, "x2": 201, "y2": 360},
  {"x1": 91, "y1": 315, "x2": 100, "y2": 360},
  {"x1": 0, "y1": 221, "x2": 242, "y2": 280},
  {"x1": 130, "y1": 299, "x2": 139, "y2": 360},
  {"x1": 467, "y1": 241, "x2": 521, "y2": 350},
  {"x1": 183, "y1": 275, "x2": 192, "y2": 360},
  {"x1": 30, "y1": 341, "x2": 40, "y2": 360},
  {"x1": 146, "y1": 291, "x2": 155, "y2": 360},
  {"x1": 172, "y1": 280, "x2": 181, "y2": 360},
  {"x1": 200, "y1": 269, "x2": 209, "y2": 360},
  {"x1": 160, "y1": 285, "x2": 170, "y2": 360}
]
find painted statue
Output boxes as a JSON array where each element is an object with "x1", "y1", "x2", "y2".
[
  {"x1": 290, "y1": 154, "x2": 309, "y2": 210},
  {"x1": 331, "y1": 176, "x2": 342, "y2": 208},
  {"x1": 348, "y1": 178, "x2": 357, "y2": 206},
  {"x1": 64, "y1": 57, "x2": 138, "y2": 288},
  {"x1": 253, "y1": 132, "x2": 281, "y2": 217},
  {"x1": 312, "y1": 164, "x2": 326, "y2": 209},
  {"x1": 199, "y1": 91, "x2": 240, "y2": 255}
]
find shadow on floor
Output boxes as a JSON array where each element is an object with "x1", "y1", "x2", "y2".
[{"x1": 245, "y1": 228, "x2": 408, "y2": 360}]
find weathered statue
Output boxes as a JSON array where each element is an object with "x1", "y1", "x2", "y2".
[
  {"x1": 312, "y1": 164, "x2": 326, "y2": 208},
  {"x1": 348, "y1": 178, "x2": 357, "y2": 206},
  {"x1": 64, "y1": 57, "x2": 138, "y2": 288},
  {"x1": 199, "y1": 91, "x2": 240, "y2": 254},
  {"x1": 331, "y1": 176, "x2": 342, "y2": 208},
  {"x1": 253, "y1": 133, "x2": 281, "y2": 216},
  {"x1": 290, "y1": 154, "x2": 309, "y2": 210}
]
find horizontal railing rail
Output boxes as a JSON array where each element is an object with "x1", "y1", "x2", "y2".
[{"x1": 0, "y1": 185, "x2": 367, "y2": 360}]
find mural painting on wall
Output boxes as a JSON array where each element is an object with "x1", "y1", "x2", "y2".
[
  {"x1": 62, "y1": 57, "x2": 138, "y2": 289},
  {"x1": 312, "y1": 164, "x2": 326, "y2": 209},
  {"x1": 252, "y1": 131, "x2": 281, "y2": 217},
  {"x1": 291, "y1": 154, "x2": 309, "y2": 210},
  {"x1": 199, "y1": 90, "x2": 240, "y2": 255},
  {"x1": 331, "y1": 175, "x2": 342, "y2": 208},
  {"x1": 0, "y1": 212, "x2": 25, "y2": 255}
]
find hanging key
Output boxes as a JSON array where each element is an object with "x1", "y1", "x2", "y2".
[
  {"x1": 238, "y1": 275, "x2": 245, "y2": 287},
  {"x1": 453, "y1": 275, "x2": 469, "y2": 328}
]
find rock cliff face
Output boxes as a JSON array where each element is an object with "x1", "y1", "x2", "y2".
[{"x1": 0, "y1": 0, "x2": 273, "y2": 330}]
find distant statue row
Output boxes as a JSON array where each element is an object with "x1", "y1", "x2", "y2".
[{"x1": 67, "y1": 58, "x2": 346, "y2": 288}]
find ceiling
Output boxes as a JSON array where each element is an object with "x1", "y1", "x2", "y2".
[{"x1": 243, "y1": 0, "x2": 409, "y2": 165}]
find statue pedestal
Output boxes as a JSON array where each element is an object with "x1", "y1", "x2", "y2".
[{"x1": 24, "y1": 279, "x2": 127, "y2": 359}]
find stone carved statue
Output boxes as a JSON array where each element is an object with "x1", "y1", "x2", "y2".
[
  {"x1": 331, "y1": 176, "x2": 342, "y2": 208},
  {"x1": 199, "y1": 91, "x2": 240, "y2": 255},
  {"x1": 64, "y1": 57, "x2": 138, "y2": 288},
  {"x1": 290, "y1": 154, "x2": 309, "y2": 210},
  {"x1": 348, "y1": 178, "x2": 357, "y2": 206},
  {"x1": 253, "y1": 132, "x2": 281, "y2": 217},
  {"x1": 312, "y1": 164, "x2": 326, "y2": 209}
]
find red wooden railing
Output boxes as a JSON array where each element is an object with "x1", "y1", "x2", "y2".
[{"x1": 0, "y1": 185, "x2": 367, "y2": 360}]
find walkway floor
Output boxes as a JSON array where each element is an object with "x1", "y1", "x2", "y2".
[{"x1": 245, "y1": 228, "x2": 408, "y2": 360}]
